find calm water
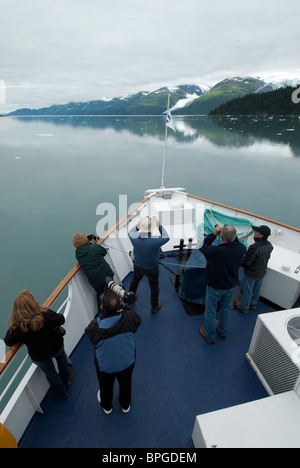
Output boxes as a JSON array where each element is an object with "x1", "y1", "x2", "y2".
[{"x1": 1, "y1": 114, "x2": 300, "y2": 346}]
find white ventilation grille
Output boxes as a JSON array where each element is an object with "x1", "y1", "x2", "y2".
[
  {"x1": 287, "y1": 316, "x2": 300, "y2": 344},
  {"x1": 248, "y1": 317, "x2": 300, "y2": 395}
]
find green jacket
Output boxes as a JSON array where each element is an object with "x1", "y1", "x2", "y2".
[{"x1": 75, "y1": 243, "x2": 114, "y2": 291}]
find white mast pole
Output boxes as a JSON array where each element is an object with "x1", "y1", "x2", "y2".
[{"x1": 161, "y1": 94, "x2": 171, "y2": 189}]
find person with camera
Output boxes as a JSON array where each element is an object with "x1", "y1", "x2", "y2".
[
  {"x1": 199, "y1": 225, "x2": 246, "y2": 344},
  {"x1": 73, "y1": 232, "x2": 115, "y2": 309},
  {"x1": 128, "y1": 217, "x2": 170, "y2": 313},
  {"x1": 85, "y1": 289, "x2": 141, "y2": 414}
]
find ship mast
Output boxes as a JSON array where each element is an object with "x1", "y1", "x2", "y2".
[{"x1": 161, "y1": 94, "x2": 176, "y2": 188}]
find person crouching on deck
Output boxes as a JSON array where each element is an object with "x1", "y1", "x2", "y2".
[
  {"x1": 85, "y1": 289, "x2": 141, "y2": 414},
  {"x1": 128, "y1": 217, "x2": 170, "y2": 314}
]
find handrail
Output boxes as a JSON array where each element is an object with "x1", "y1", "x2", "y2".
[
  {"x1": 0, "y1": 196, "x2": 149, "y2": 377},
  {"x1": 187, "y1": 194, "x2": 300, "y2": 233}
]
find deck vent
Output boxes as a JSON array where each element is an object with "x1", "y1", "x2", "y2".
[
  {"x1": 287, "y1": 316, "x2": 300, "y2": 345},
  {"x1": 247, "y1": 312, "x2": 300, "y2": 395}
]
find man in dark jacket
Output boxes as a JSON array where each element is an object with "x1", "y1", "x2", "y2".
[
  {"x1": 199, "y1": 225, "x2": 246, "y2": 344},
  {"x1": 235, "y1": 225, "x2": 273, "y2": 314},
  {"x1": 85, "y1": 289, "x2": 141, "y2": 414}
]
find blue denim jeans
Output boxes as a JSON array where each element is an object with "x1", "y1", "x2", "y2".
[
  {"x1": 34, "y1": 345, "x2": 70, "y2": 396},
  {"x1": 240, "y1": 274, "x2": 263, "y2": 309},
  {"x1": 205, "y1": 286, "x2": 234, "y2": 341}
]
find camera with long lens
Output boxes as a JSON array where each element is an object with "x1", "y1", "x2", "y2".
[{"x1": 105, "y1": 277, "x2": 136, "y2": 305}]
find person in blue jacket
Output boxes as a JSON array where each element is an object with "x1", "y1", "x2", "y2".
[
  {"x1": 128, "y1": 217, "x2": 170, "y2": 313},
  {"x1": 199, "y1": 225, "x2": 246, "y2": 344},
  {"x1": 85, "y1": 289, "x2": 141, "y2": 414}
]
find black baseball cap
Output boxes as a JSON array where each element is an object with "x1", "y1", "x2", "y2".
[{"x1": 252, "y1": 225, "x2": 271, "y2": 237}]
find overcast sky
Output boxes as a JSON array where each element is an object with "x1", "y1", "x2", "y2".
[{"x1": 1, "y1": 0, "x2": 300, "y2": 113}]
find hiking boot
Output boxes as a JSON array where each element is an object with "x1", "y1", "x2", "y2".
[
  {"x1": 234, "y1": 300, "x2": 249, "y2": 314},
  {"x1": 151, "y1": 301, "x2": 161, "y2": 314},
  {"x1": 199, "y1": 326, "x2": 215, "y2": 344}
]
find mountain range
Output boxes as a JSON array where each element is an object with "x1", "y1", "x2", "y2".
[{"x1": 7, "y1": 76, "x2": 299, "y2": 116}]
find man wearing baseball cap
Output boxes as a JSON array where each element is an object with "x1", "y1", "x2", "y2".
[{"x1": 235, "y1": 225, "x2": 273, "y2": 314}]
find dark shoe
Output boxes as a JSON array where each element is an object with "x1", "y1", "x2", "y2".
[
  {"x1": 199, "y1": 326, "x2": 215, "y2": 344},
  {"x1": 250, "y1": 304, "x2": 256, "y2": 310},
  {"x1": 234, "y1": 300, "x2": 249, "y2": 314},
  {"x1": 151, "y1": 300, "x2": 161, "y2": 314},
  {"x1": 59, "y1": 392, "x2": 68, "y2": 401},
  {"x1": 216, "y1": 320, "x2": 227, "y2": 339}
]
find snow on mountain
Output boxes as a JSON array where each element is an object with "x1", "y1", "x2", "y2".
[
  {"x1": 170, "y1": 93, "x2": 203, "y2": 112},
  {"x1": 256, "y1": 74, "x2": 300, "y2": 93}
]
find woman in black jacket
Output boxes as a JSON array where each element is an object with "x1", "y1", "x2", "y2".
[{"x1": 4, "y1": 290, "x2": 72, "y2": 400}]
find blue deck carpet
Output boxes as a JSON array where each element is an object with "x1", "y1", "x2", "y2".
[{"x1": 19, "y1": 258, "x2": 272, "y2": 448}]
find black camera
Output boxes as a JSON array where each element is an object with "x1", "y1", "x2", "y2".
[
  {"x1": 87, "y1": 234, "x2": 98, "y2": 242},
  {"x1": 105, "y1": 277, "x2": 136, "y2": 305}
]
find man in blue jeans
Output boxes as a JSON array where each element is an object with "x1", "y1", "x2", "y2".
[
  {"x1": 199, "y1": 225, "x2": 246, "y2": 344},
  {"x1": 235, "y1": 225, "x2": 273, "y2": 314}
]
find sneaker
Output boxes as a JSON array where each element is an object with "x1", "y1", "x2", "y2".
[
  {"x1": 59, "y1": 392, "x2": 68, "y2": 401},
  {"x1": 199, "y1": 326, "x2": 215, "y2": 344},
  {"x1": 97, "y1": 390, "x2": 112, "y2": 414},
  {"x1": 250, "y1": 304, "x2": 257, "y2": 310},
  {"x1": 121, "y1": 405, "x2": 131, "y2": 413},
  {"x1": 151, "y1": 300, "x2": 162, "y2": 314}
]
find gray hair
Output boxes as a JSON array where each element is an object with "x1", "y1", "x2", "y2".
[{"x1": 221, "y1": 225, "x2": 237, "y2": 243}]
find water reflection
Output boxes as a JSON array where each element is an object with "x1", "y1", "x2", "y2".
[
  {"x1": 210, "y1": 115, "x2": 300, "y2": 157},
  {"x1": 12, "y1": 114, "x2": 300, "y2": 156}
]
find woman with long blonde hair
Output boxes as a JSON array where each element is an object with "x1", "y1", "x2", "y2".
[{"x1": 4, "y1": 290, "x2": 72, "y2": 400}]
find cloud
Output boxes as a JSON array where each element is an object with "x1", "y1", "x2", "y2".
[{"x1": 1, "y1": 0, "x2": 300, "y2": 113}]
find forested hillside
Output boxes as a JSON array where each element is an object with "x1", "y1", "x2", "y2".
[{"x1": 210, "y1": 86, "x2": 300, "y2": 115}]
